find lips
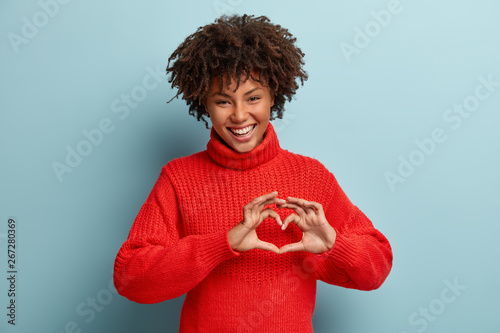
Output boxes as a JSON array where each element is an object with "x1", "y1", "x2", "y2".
[{"x1": 228, "y1": 124, "x2": 256, "y2": 138}]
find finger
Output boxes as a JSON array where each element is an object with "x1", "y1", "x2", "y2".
[
  {"x1": 260, "y1": 208, "x2": 283, "y2": 227},
  {"x1": 260, "y1": 197, "x2": 287, "y2": 209},
  {"x1": 286, "y1": 197, "x2": 319, "y2": 214},
  {"x1": 302, "y1": 200, "x2": 323, "y2": 215},
  {"x1": 277, "y1": 201, "x2": 306, "y2": 217},
  {"x1": 252, "y1": 191, "x2": 278, "y2": 205},
  {"x1": 282, "y1": 213, "x2": 300, "y2": 231},
  {"x1": 249, "y1": 192, "x2": 285, "y2": 210},
  {"x1": 310, "y1": 201, "x2": 324, "y2": 215},
  {"x1": 243, "y1": 192, "x2": 278, "y2": 215},
  {"x1": 279, "y1": 241, "x2": 305, "y2": 254},
  {"x1": 255, "y1": 240, "x2": 280, "y2": 254},
  {"x1": 244, "y1": 193, "x2": 277, "y2": 212},
  {"x1": 285, "y1": 196, "x2": 304, "y2": 204}
]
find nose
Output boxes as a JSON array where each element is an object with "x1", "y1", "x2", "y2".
[{"x1": 230, "y1": 103, "x2": 248, "y2": 123}]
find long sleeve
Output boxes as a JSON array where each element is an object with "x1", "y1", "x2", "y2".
[
  {"x1": 113, "y1": 167, "x2": 239, "y2": 304},
  {"x1": 315, "y1": 172, "x2": 393, "y2": 291}
]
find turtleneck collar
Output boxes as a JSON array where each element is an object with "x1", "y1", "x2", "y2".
[{"x1": 206, "y1": 122, "x2": 281, "y2": 170}]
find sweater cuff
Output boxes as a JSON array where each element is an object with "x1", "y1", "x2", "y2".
[
  {"x1": 317, "y1": 230, "x2": 358, "y2": 269},
  {"x1": 199, "y1": 230, "x2": 240, "y2": 268}
]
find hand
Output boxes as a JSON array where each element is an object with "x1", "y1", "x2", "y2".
[
  {"x1": 228, "y1": 191, "x2": 286, "y2": 254},
  {"x1": 277, "y1": 197, "x2": 336, "y2": 254}
]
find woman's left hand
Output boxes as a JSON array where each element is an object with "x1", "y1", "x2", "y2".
[{"x1": 277, "y1": 197, "x2": 337, "y2": 254}]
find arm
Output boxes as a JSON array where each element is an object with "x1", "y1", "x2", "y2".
[
  {"x1": 314, "y1": 172, "x2": 393, "y2": 291},
  {"x1": 113, "y1": 168, "x2": 238, "y2": 304},
  {"x1": 277, "y1": 171, "x2": 392, "y2": 291}
]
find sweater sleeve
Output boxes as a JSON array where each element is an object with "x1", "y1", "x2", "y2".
[
  {"x1": 314, "y1": 172, "x2": 393, "y2": 291},
  {"x1": 113, "y1": 167, "x2": 239, "y2": 304}
]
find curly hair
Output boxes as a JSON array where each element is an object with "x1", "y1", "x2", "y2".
[{"x1": 166, "y1": 14, "x2": 308, "y2": 128}]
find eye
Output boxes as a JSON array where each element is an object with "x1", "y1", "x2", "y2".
[
  {"x1": 215, "y1": 100, "x2": 228, "y2": 105},
  {"x1": 249, "y1": 96, "x2": 261, "y2": 102}
]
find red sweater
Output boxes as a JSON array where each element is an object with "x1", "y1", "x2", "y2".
[{"x1": 113, "y1": 123, "x2": 392, "y2": 332}]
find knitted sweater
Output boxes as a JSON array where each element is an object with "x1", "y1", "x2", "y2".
[{"x1": 113, "y1": 123, "x2": 392, "y2": 332}]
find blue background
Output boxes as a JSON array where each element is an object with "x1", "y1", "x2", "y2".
[{"x1": 1, "y1": 0, "x2": 499, "y2": 332}]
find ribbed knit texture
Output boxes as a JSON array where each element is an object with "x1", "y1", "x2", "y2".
[{"x1": 113, "y1": 123, "x2": 393, "y2": 332}]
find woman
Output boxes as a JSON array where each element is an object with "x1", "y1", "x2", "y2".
[{"x1": 113, "y1": 14, "x2": 392, "y2": 332}]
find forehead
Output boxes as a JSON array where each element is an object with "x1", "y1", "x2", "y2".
[{"x1": 209, "y1": 72, "x2": 264, "y2": 94}]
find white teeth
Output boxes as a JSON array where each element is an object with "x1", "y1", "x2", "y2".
[{"x1": 231, "y1": 125, "x2": 254, "y2": 136}]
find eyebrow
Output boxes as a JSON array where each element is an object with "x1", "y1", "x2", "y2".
[{"x1": 211, "y1": 87, "x2": 262, "y2": 98}]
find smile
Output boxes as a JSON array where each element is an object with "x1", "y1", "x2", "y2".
[{"x1": 228, "y1": 124, "x2": 256, "y2": 137}]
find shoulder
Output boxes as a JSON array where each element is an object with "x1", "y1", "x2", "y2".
[
  {"x1": 160, "y1": 150, "x2": 210, "y2": 177},
  {"x1": 278, "y1": 149, "x2": 339, "y2": 190},
  {"x1": 279, "y1": 149, "x2": 331, "y2": 174},
  {"x1": 278, "y1": 149, "x2": 341, "y2": 204}
]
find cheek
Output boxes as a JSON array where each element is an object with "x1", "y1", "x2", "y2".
[
  {"x1": 258, "y1": 105, "x2": 271, "y2": 121},
  {"x1": 206, "y1": 107, "x2": 222, "y2": 124},
  {"x1": 210, "y1": 113, "x2": 230, "y2": 131}
]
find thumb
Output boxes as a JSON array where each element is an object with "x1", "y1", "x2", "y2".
[
  {"x1": 279, "y1": 241, "x2": 305, "y2": 254},
  {"x1": 255, "y1": 240, "x2": 280, "y2": 254}
]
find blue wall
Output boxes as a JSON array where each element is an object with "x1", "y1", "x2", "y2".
[{"x1": 1, "y1": 0, "x2": 499, "y2": 332}]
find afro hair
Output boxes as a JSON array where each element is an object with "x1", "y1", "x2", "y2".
[{"x1": 166, "y1": 14, "x2": 308, "y2": 127}]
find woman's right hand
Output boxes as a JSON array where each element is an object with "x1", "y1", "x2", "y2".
[{"x1": 227, "y1": 191, "x2": 285, "y2": 254}]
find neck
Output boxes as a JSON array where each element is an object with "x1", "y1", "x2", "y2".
[{"x1": 206, "y1": 123, "x2": 281, "y2": 170}]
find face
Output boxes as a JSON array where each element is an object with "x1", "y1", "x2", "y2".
[{"x1": 204, "y1": 74, "x2": 274, "y2": 153}]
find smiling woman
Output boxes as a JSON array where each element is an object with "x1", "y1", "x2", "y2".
[{"x1": 113, "y1": 14, "x2": 393, "y2": 332}]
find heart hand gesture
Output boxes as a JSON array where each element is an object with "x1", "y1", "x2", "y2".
[{"x1": 227, "y1": 192, "x2": 336, "y2": 255}]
